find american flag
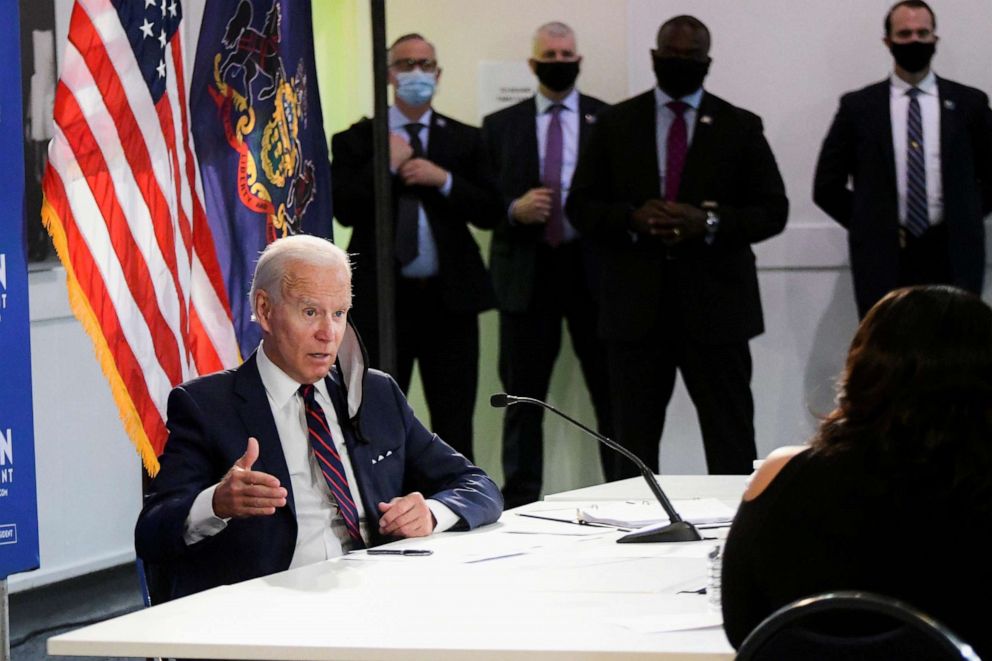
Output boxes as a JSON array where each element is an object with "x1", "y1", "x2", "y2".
[{"x1": 41, "y1": 0, "x2": 240, "y2": 476}]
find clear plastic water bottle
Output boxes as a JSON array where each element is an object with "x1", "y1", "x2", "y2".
[{"x1": 707, "y1": 544, "x2": 722, "y2": 610}]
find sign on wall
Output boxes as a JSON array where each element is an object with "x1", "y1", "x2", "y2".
[{"x1": 0, "y1": 0, "x2": 40, "y2": 580}]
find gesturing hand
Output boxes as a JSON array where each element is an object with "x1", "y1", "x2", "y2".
[
  {"x1": 212, "y1": 437, "x2": 287, "y2": 519},
  {"x1": 377, "y1": 492, "x2": 436, "y2": 538}
]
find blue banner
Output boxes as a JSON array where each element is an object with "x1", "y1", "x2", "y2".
[
  {"x1": 191, "y1": 0, "x2": 334, "y2": 357},
  {"x1": 0, "y1": 0, "x2": 39, "y2": 580}
]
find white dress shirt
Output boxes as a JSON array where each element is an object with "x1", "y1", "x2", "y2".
[{"x1": 890, "y1": 70, "x2": 944, "y2": 227}]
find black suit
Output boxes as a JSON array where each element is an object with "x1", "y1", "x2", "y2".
[
  {"x1": 567, "y1": 89, "x2": 788, "y2": 477},
  {"x1": 814, "y1": 77, "x2": 992, "y2": 317},
  {"x1": 482, "y1": 93, "x2": 613, "y2": 506},
  {"x1": 331, "y1": 112, "x2": 502, "y2": 460}
]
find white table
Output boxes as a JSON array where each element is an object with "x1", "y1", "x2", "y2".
[{"x1": 49, "y1": 476, "x2": 742, "y2": 660}]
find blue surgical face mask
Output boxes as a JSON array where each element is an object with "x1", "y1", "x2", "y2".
[{"x1": 395, "y1": 70, "x2": 437, "y2": 106}]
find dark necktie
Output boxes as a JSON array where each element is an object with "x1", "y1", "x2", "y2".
[
  {"x1": 665, "y1": 100, "x2": 689, "y2": 202},
  {"x1": 395, "y1": 122, "x2": 425, "y2": 266},
  {"x1": 905, "y1": 88, "x2": 929, "y2": 237},
  {"x1": 299, "y1": 384, "x2": 364, "y2": 546},
  {"x1": 542, "y1": 104, "x2": 565, "y2": 247}
]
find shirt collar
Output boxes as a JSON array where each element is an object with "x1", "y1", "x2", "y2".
[
  {"x1": 890, "y1": 70, "x2": 937, "y2": 96},
  {"x1": 389, "y1": 105, "x2": 433, "y2": 131},
  {"x1": 535, "y1": 87, "x2": 580, "y2": 115},
  {"x1": 257, "y1": 341, "x2": 331, "y2": 408},
  {"x1": 654, "y1": 85, "x2": 704, "y2": 112}
]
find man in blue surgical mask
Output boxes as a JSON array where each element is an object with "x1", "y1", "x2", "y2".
[{"x1": 331, "y1": 34, "x2": 502, "y2": 463}]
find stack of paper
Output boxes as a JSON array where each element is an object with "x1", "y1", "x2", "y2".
[{"x1": 576, "y1": 498, "x2": 735, "y2": 528}]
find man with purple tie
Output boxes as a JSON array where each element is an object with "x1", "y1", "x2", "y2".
[
  {"x1": 135, "y1": 235, "x2": 501, "y2": 602},
  {"x1": 482, "y1": 22, "x2": 612, "y2": 507},
  {"x1": 568, "y1": 15, "x2": 788, "y2": 480}
]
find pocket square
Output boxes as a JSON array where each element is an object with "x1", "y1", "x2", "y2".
[{"x1": 371, "y1": 449, "x2": 394, "y2": 465}]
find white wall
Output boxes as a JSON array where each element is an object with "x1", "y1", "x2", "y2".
[{"x1": 17, "y1": 0, "x2": 992, "y2": 591}]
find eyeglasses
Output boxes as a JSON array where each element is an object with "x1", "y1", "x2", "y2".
[{"x1": 389, "y1": 58, "x2": 438, "y2": 73}]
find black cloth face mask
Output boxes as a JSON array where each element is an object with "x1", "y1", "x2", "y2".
[
  {"x1": 889, "y1": 41, "x2": 936, "y2": 74},
  {"x1": 533, "y1": 60, "x2": 580, "y2": 93},
  {"x1": 652, "y1": 56, "x2": 710, "y2": 99}
]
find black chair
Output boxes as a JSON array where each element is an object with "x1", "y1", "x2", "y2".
[{"x1": 736, "y1": 591, "x2": 980, "y2": 661}]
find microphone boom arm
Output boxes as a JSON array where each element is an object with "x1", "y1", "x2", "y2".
[{"x1": 493, "y1": 393, "x2": 702, "y2": 543}]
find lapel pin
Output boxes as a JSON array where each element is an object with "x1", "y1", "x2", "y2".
[
  {"x1": 943, "y1": 99, "x2": 955, "y2": 110},
  {"x1": 584, "y1": 113, "x2": 596, "y2": 124},
  {"x1": 700, "y1": 115, "x2": 713, "y2": 125},
  {"x1": 436, "y1": 117, "x2": 447, "y2": 127}
]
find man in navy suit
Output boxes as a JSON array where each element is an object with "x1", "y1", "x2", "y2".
[
  {"x1": 814, "y1": 0, "x2": 992, "y2": 318},
  {"x1": 567, "y1": 16, "x2": 788, "y2": 479},
  {"x1": 135, "y1": 235, "x2": 502, "y2": 601},
  {"x1": 331, "y1": 33, "x2": 502, "y2": 462},
  {"x1": 481, "y1": 22, "x2": 613, "y2": 507}
]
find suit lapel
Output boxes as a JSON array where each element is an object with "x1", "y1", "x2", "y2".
[
  {"x1": 427, "y1": 111, "x2": 451, "y2": 168},
  {"x1": 870, "y1": 80, "x2": 897, "y2": 189},
  {"x1": 630, "y1": 91, "x2": 661, "y2": 199},
  {"x1": 680, "y1": 93, "x2": 719, "y2": 199},
  {"x1": 936, "y1": 76, "x2": 958, "y2": 174},
  {"x1": 519, "y1": 98, "x2": 540, "y2": 183},
  {"x1": 577, "y1": 94, "x2": 598, "y2": 146},
  {"x1": 233, "y1": 353, "x2": 295, "y2": 515}
]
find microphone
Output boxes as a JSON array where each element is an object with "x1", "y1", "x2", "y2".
[{"x1": 490, "y1": 393, "x2": 702, "y2": 543}]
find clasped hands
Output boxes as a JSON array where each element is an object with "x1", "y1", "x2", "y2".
[
  {"x1": 631, "y1": 199, "x2": 707, "y2": 246},
  {"x1": 212, "y1": 437, "x2": 435, "y2": 538},
  {"x1": 389, "y1": 132, "x2": 448, "y2": 188}
]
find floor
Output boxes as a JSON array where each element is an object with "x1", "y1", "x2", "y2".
[{"x1": 8, "y1": 564, "x2": 144, "y2": 660}]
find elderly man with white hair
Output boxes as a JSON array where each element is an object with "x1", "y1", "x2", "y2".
[{"x1": 136, "y1": 234, "x2": 502, "y2": 602}]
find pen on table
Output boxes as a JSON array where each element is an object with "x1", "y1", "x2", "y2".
[{"x1": 364, "y1": 549, "x2": 433, "y2": 556}]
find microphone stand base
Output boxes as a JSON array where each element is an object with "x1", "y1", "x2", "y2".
[{"x1": 617, "y1": 520, "x2": 703, "y2": 543}]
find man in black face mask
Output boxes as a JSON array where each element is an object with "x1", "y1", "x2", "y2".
[
  {"x1": 814, "y1": 0, "x2": 992, "y2": 318},
  {"x1": 481, "y1": 22, "x2": 613, "y2": 507},
  {"x1": 567, "y1": 16, "x2": 787, "y2": 480}
]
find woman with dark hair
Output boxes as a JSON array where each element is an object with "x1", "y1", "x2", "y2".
[{"x1": 721, "y1": 285, "x2": 992, "y2": 655}]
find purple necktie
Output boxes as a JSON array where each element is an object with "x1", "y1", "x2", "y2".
[
  {"x1": 299, "y1": 384, "x2": 364, "y2": 546},
  {"x1": 542, "y1": 104, "x2": 564, "y2": 247},
  {"x1": 665, "y1": 101, "x2": 688, "y2": 202}
]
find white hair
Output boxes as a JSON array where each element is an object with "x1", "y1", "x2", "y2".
[{"x1": 249, "y1": 235, "x2": 352, "y2": 316}]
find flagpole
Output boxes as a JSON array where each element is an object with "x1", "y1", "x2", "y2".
[{"x1": 369, "y1": 0, "x2": 398, "y2": 375}]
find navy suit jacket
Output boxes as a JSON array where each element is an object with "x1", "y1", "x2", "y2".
[
  {"x1": 134, "y1": 352, "x2": 502, "y2": 600},
  {"x1": 567, "y1": 89, "x2": 788, "y2": 344},
  {"x1": 814, "y1": 77, "x2": 992, "y2": 316},
  {"x1": 482, "y1": 93, "x2": 607, "y2": 312}
]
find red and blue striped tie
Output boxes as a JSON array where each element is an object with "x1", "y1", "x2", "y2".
[{"x1": 299, "y1": 384, "x2": 364, "y2": 546}]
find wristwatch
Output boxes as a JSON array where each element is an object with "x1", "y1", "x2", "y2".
[{"x1": 705, "y1": 210, "x2": 720, "y2": 243}]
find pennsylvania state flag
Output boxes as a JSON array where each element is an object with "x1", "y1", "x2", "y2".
[{"x1": 191, "y1": 0, "x2": 333, "y2": 356}]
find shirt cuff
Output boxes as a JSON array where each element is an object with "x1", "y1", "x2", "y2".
[
  {"x1": 183, "y1": 484, "x2": 231, "y2": 545},
  {"x1": 439, "y1": 172, "x2": 453, "y2": 197},
  {"x1": 427, "y1": 499, "x2": 459, "y2": 533}
]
